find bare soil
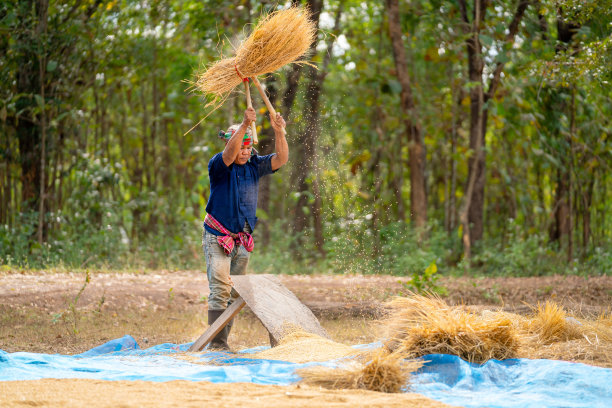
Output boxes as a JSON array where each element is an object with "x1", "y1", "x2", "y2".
[{"x1": 1, "y1": 270, "x2": 610, "y2": 319}]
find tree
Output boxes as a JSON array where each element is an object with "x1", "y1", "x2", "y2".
[
  {"x1": 385, "y1": 0, "x2": 427, "y2": 230},
  {"x1": 456, "y1": 0, "x2": 529, "y2": 256}
]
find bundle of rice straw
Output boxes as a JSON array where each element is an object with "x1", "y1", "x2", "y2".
[
  {"x1": 251, "y1": 329, "x2": 355, "y2": 364},
  {"x1": 520, "y1": 301, "x2": 583, "y2": 344},
  {"x1": 195, "y1": 6, "x2": 317, "y2": 107},
  {"x1": 297, "y1": 349, "x2": 422, "y2": 393},
  {"x1": 385, "y1": 294, "x2": 520, "y2": 364}
]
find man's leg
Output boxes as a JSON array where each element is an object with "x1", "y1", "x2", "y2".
[
  {"x1": 203, "y1": 230, "x2": 233, "y2": 349},
  {"x1": 225, "y1": 245, "x2": 250, "y2": 339},
  {"x1": 228, "y1": 245, "x2": 250, "y2": 303}
]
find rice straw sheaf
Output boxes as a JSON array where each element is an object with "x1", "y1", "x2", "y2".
[
  {"x1": 518, "y1": 305, "x2": 612, "y2": 366},
  {"x1": 297, "y1": 349, "x2": 422, "y2": 393},
  {"x1": 521, "y1": 301, "x2": 583, "y2": 344},
  {"x1": 385, "y1": 294, "x2": 520, "y2": 364},
  {"x1": 195, "y1": 6, "x2": 317, "y2": 105}
]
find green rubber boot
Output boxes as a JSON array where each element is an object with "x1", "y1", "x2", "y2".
[{"x1": 207, "y1": 309, "x2": 230, "y2": 351}]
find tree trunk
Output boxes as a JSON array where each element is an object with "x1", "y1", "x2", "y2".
[
  {"x1": 446, "y1": 81, "x2": 463, "y2": 233},
  {"x1": 279, "y1": 0, "x2": 306, "y2": 122},
  {"x1": 460, "y1": 0, "x2": 529, "y2": 245},
  {"x1": 14, "y1": 0, "x2": 46, "y2": 215},
  {"x1": 457, "y1": 0, "x2": 487, "y2": 262},
  {"x1": 550, "y1": 13, "x2": 580, "y2": 246},
  {"x1": 386, "y1": 0, "x2": 427, "y2": 228},
  {"x1": 582, "y1": 178, "x2": 594, "y2": 256}
]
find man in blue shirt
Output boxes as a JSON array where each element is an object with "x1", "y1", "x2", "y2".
[{"x1": 203, "y1": 106, "x2": 288, "y2": 350}]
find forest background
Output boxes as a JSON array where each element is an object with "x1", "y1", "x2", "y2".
[{"x1": 1, "y1": 0, "x2": 611, "y2": 281}]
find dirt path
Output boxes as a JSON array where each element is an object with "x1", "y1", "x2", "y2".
[{"x1": 1, "y1": 270, "x2": 610, "y2": 316}]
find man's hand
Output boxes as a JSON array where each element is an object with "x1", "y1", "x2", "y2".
[
  {"x1": 270, "y1": 112, "x2": 288, "y2": 171},
  {"x1": 243, "y1": 107, "x2": 256, "y2": 126},
  {"x1": 270, "y1": 112, "x2": 286, "y2": 135}
]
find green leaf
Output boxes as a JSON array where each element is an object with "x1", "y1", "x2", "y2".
[
  {"x1": 46, "y1": 60, "x2": 58, "y2": 72},
  {"x1": 425, "y1": 261, "x2": 437, "y2": 276},
  {"x1": 495, "y1": 52, "x2": 510, "y2": 64},
  {"x1": 479, "y1": 34, "x2": 494, "y2": 47},
  {"x1": 34, "y1": 94, "x2": 44, "y2": 108},
  {"x1": 387, "y1": 79, "x2": 402, "y2": 94}
]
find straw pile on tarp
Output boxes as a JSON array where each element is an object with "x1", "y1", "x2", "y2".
[
  {"x1": 384, "y1": 293, "x2": 612, "y2": 367},
  {"x1": 384, "y1": 294, "x2": 520, "y2": 363},
  {"x1": 195, "y1": 6, "x2": 317, "y2": 107},
  {"x1": 518, "y1": 302, "x2": 612, "y2": 366},
  {"x1": 297, "y1": 349, "x2": 422, "y2": 394}
]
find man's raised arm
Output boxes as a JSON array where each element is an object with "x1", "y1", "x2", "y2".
[
  {"x1": 222, "y1": 107, "x2": 256, "y2": 166},
  {"x1": 270, "y1": 113, "x2": 288, "y2": 171}
]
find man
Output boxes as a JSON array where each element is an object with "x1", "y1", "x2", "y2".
[{"x1": 203, "y1": 106, "x2": 288, "y2": 350}]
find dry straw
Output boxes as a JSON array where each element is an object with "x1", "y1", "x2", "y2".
[
  {"x1": 383, "y1": 293, "x2": 612, "y2": 367},
  {"x1": 195, "y1": 6, "x2": 317, "y2": 108},
  {"x1": 520, "y1": 301, "x2": 583, "y2": 343},
  {"x1": 517, "y1": 302, "x2": 612, "y2": 366},
  {"x1": 297, "y1": 349, "x2": 422, "y2": 393},
  {"x1": 385, "y1": 294, "x2": 521, "y2": 364}
]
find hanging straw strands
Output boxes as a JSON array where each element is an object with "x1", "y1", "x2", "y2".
[{"x1": 194, "y1": 6, "x2": 317, "y2": 108}]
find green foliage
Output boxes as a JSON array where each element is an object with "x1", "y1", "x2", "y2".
[
  {"x1": 401, "y1": 261, "x2": 448, "y2": 296},
  {"x1": 1, "y1": 0, "x2": 611, "y2": 280}
]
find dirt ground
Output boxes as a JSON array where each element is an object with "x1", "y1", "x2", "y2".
[
  {"x1": 0, "y1": 270, "x2": 610, "y2": 407},
  {"x1": 0, "y1": 379, "x2": 455, "y2": 408},
  {"x1": 1, "y1": 270, "x2": 611, "y2": 353}
]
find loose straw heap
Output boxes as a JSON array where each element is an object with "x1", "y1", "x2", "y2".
[
  {"x1": 297, "y1": 349, "x2": 422, "y2": 394},
  {"x1": 195, "y1": 6, "x2": 317, "y2": 107},
  {"x1": 384, "y1": 293, "x2": 612, "y2": 367},
  {"x1": 385, "y1": 294, "x2": 520, "y2": 364}
]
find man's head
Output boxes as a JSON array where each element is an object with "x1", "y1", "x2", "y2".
[{"x1": 219, "y1": 124, "x2": 253, "y2": 165}]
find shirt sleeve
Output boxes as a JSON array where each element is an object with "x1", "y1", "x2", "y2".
[
  {"x1": 208, "y1": 152, "x2": 230, "y2": 181},
  {"x1": 253, "y1": 153, "x2": 277, "y2": 178}
]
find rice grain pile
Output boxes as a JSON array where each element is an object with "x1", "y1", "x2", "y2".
[
  {"x1": 195, "y1": 6, "x2": 317, "y2": 107},
  {"x1": 251, "y1": 329, "x2": 355, "y2": 364}
]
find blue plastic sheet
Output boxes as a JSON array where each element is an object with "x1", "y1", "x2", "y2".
[
  {"x1": 412, "y1": 354, "x2": 612, "y2": 408},
  {"x1": 1, "y1": 336, "x2": 611, "y2": 408}
]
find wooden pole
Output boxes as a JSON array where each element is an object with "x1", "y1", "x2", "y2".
[
  {"x1": 252, "y1": 77, "x2": 277, "y2": 117},
  {"x1": 244, "y1": 81, "x2": 258, "y2": 144}
]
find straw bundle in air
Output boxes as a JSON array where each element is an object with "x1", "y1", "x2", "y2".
[
  {"x1": 195, "y1": 6, "x2": 317, "y2": 105},
  {"x1": 297, "y1": 349, "x2": 422, "y2": 393},
  {"x1": 385, "y1": 294, "x2": 520, "y2": 364}
]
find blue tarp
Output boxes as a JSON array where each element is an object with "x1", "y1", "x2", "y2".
[
  {"x1": 1, "y1": 335, "x2": 611, "y2": 408},
  {"x1": 412, "y1": 354, "x2": 612, "y2": 408}
]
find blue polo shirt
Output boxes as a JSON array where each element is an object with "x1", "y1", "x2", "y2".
[{"x1": 204, "y1": 152, "x2": 276, "y2": 236}]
